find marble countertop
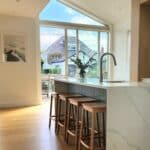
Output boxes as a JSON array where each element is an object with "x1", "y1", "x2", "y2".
[{"x1": 51, "y1": 76, "x2": 147, "y2": 89}]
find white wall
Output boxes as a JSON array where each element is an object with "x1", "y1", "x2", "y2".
[
  {"x1": 112, "y1": 26, "x2": 131, "y2": 81},
  {"x1": 0, "y1": 15, "x2": 41, "y2": 108}
]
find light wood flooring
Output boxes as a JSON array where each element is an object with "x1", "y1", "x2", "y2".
[{"x1": 0, "y1": 102, "x2": 74, "y2": 150}]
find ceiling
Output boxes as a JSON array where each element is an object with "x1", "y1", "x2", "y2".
[
  {"x1": 60, "y1": 0, "x2": 131, "y2": 30},
  {"x1": 0, "y1": 0, "x2": 49, "y2": 18},
  {"x1": 0, "y1": 0, "x2": 131, "y2": 29}
]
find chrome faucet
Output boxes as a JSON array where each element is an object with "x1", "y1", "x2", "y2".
[{"x1": 100, "y1": 52, "x2": 117, "y2": 82}]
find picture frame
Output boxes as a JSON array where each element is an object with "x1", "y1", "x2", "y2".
[
  {"x1": 1, "y1": 32, "x2": 28, "y2": 63},
  {"x1": 0, "y1": 33, "x2": 3, "y2": 62}
]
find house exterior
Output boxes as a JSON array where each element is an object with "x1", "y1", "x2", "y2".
[{"x1": 41, "y1": 36, "x2": 97, "y2": 76}]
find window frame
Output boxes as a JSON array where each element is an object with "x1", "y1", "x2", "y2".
[{"x1": 40, "y1": 20, "x2": 111, "y2": 78}]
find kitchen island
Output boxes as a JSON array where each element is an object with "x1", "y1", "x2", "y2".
[{"x1": 52, "y1": 77, "x2": 150, "y2": 150}]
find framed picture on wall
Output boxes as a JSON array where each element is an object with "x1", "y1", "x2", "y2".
[
  {"x1": 0, "y1": 33, "x2": 3, "y2": 62},
  {"x1": 2, "y1": 33, "x2": 27, "y2": 62}
]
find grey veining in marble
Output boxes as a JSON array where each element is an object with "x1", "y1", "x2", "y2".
[{"x1": 107, "y1": 87, "x2": 150, "y2": 150}]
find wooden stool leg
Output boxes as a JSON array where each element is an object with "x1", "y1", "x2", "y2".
[
  {"x1": 49, "y1": 94, "x2": 53, "y2": 129},
  {"x1": 55, "y1": 95, "x2": 58, "y2": 134},
  {"x1": 66, "y1": 103, "x2": 71, "y2": 144},
  {"x1": 90, "y1": 112, "x2": 95, "y2": 150},
  {"x1": 86, "y1": 111, "x2": 89, "y2": 138},
  {"x1": 75, "y1": 106, "x2": 79, "y2": 150},
  {"x1": 56, "y1": 98, "x2": 61, "y2": 134},
  {"x1": 64, "y1": 99, "x2": 68, "y2": 141},
  {"x1": 79, "y1": 109, "x2": 85, "y2": 150},
  {"x1": 102, "y1": 112, "x2": 106, "y2": 148},
  {"x1": 96, "y1": 113, "x2": 101, "y2": 147}
]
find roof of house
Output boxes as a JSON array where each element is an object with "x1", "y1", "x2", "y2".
[{"x1": 42, "y1": 36, "x2": 96, "y2": 64}]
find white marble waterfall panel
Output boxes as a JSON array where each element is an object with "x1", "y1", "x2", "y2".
[{"x1": 107, "y1": 87, "x2": 150, "y2": 150}]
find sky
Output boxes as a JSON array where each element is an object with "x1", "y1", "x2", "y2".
[{"x1": 40, "y1": 0, "x2": 102, "y2": 26}]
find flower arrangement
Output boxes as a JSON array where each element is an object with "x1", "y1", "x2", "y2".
[{"x1": 71, "y1": 51, "x2": 97, "y2": 78}]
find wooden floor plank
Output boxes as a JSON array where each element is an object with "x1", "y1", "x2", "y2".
[{"x1": 0, "y1": 102, "x2": 74, "y2": 150}]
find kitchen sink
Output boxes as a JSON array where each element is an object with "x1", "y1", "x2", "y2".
[
  {"x1": 141, "y1": 78, "x2": 150, "y2": 83},
  {"x1": 102, "y1": 80, "x2": 126, "y2": 83}
]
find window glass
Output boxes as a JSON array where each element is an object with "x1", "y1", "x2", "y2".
[
  {"x1": 40, "y1": 27, "x2": 65, "y2": 75},
  {"x1": 67, "y1": 29, "x2": 77, "y2": 77},
  {"x1": 40, "y1": 27, "x2": 110, "y2": 78},
  {"x1": 40, "y1": 0, "x2": 104, "y2": 26},
  {"x1": 78, "y1": 30, "x2": 98, "y2": 78},
  {"x1": 99, "y1": 32, "x2": 109, "y2": 79}
]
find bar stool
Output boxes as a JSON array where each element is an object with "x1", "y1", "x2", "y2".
[
  {"x1": 66, "y1": 97, "x2": 97, "y2": 150},
  {"x1": 79, "y1": 102, "x2": 106, "y2": 150},
  {"x1": 49, "y1": 92, "x2": 59, "y2": 132},
  {"x1": 56, "y1": 93, "x2": 84, "y2": 141}
]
